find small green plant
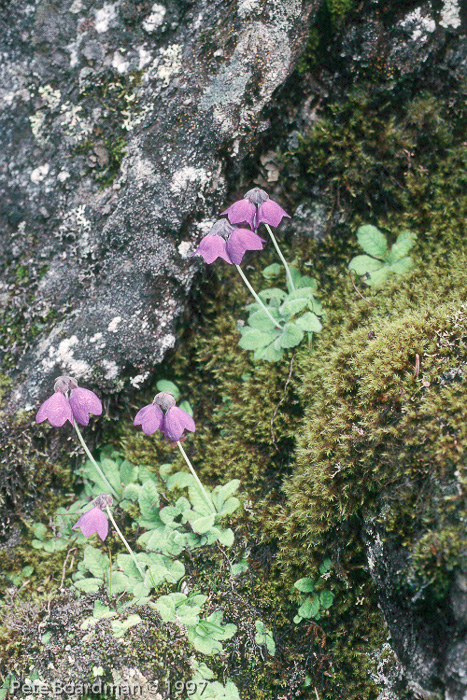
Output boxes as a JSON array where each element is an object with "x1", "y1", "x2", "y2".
[
  {"x1": 293, "y1": 558, "x2": 334, "y2": 624},
  {"x1": 238, "y1": 264, "x2": 324, "y2": 361},
  {"x1": 192, "y1": 189, "x2": 325, "y2": 363},
  {"x1": 349, "y1": 225, "x2": 417, "y2": 288},
  {"x1": 190, "y1": 661, "x2": 241, "y2": 700},
  {"x1": 254, "y1": 620, "x2": 276, "y2": 656},
  {"x1": 155, "y1": 593, "x2": 237, "y2": 655}
]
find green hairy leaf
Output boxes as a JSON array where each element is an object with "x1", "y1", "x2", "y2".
[
  {"x1": 350, "y1": 225, "x2": 417, "y2": 288},
  {"x1": 357, "y1": 224, "x2": 388, "y2": 258}
]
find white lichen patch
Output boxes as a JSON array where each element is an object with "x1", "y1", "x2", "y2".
[
  {"x1": 57, "y1": 170, "x2": 70, "y2": 183},
  {"x1": 170, "y1": 166, "x2": 209, "y2": 195},
  {"x1": 112, "y1": 50, "x2": 130, "y2": 73},
  {"x1": 142, "y1": 3, "x2": 166, "y2": 32},
  {"x1": 1, "y1": 91, "x2": 17, "y2": 107},
  {"x1": 30, "y1": 163, "x2": 50, "y2": 183},
  {"x1": 70, "y1": 0, "x2": 83, "y2": 11},
  {"x1": 237, "y1": 0, "x2": 261, "y2": 19},
  {"x1": 38, "y1": 85, "x2": 62, "y2": 110},
  {"x1": 41, "y1": 336, "x2": 91, "y2": 378},
  {"x1": 194, "y1": 219, "x2": 216, "y2": 235},
  {"x1": 29, "y1": 112, "x2": 47, "y2": 143},
  {"x1": 29, "y1": 85, "x2": 64, "y2": 144},
  {"x1": 122, "y1": 102, "x2": 150, "y2": 131},
  {"x1": 107, "y1": 316, "x2": 122, "y2": 332},
  {"x1": 178, "y1": 241, "x2": 193, "y2": 258},
  {"x1": 59, "y1": 102, "x2": 92, "y2": 140},
  {"x1": 89, "y1": 332, "x2": 103, "y2": 343},
  {"x1": 94, "y1": 2, "x2": 119, "y2": 33},
  {"x1": 440, "y1": 0, "x2": 461, "y2": 29},
  {"x1": 138, "y1": 46, "x2": 153, "y2": 69},
  {"x1": 268, "y1": 0, "x2": 301, "y2": 31},
  {"x1": 156, "y1": 44, "x2": 182, "y2": 86},
  {"x1": 400, "y1": 8, "x2": 436, "y2": 41},
  {"x1": 102, "y1": 359, "x2": 119, "y2": 380},
  {"x1": 159, "y1": 333, "x2": 176, "y2": 351},
  {"x1": 199, "y1": 22, "x2": 291, "y2": 139},
  {"x1": 130, "y1": 372, "x2": 149, "y2": 388},
  {"x1": 57, "y1": 206, "x2": 91, "y2": 246}
]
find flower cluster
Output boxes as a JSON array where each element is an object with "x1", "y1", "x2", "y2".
[
  {"x1": 36, "y1": 376, "x2": 102, "y2": 427},
  {"x1": 36, "y1": 376, "x2": 201, "y2": 550},
  {"x1": 193, "y1": 188, "x2": 289, "y2": 266}
]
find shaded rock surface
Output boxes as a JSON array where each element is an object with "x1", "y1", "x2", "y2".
[{"x1": 0, "y1": 0, "x2": 317, "y2": 411}]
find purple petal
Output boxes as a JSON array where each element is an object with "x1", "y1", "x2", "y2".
[
  {"x1": 69, "y1": 387, "x2": 103, "y2": 426},
  {"x1": 134, "y1": 403, "x2": 164, "y2": 435},
  {"x1": 36, "y1": 392, "x2": 73, "y2": 428},
  {"x1": 162, "y1": 407, "x2": 196, "y2": 442},
  {"x1": 226, "y1": 228, "x2": 265, "y2": 265},
  {"x1": 72, "y1": 506, "x2": 108, "y2": 541},
  {"x1": 257, "y1": 200, "x2": 290, "y2": 228},
  {"x1": 221, "y1": 200, "x2": 256, "y2": 230},
  {"x1": 192, "y1": 234, "x2": 232, "y2": 265}
]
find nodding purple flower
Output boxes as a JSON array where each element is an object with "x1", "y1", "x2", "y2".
[
  {"x1": 72, "y1": 494, "x2": 113, "y2": 541},
  {"x1": 222, "y1": 187, "x2": 290, "y2": 231},
  {"x1": 36, "y1": 376, "x2": 102, "y2": 428},
  {"x1": 192, "y1": 219, "x2": 265, "y2": 265},
  {"x1": 134, "y1": 391, "x2": 195, "y2": 442}
]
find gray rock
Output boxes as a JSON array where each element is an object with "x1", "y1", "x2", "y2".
[
  {"x1": 0, "y1": 0, "x2": 318, "y2": 416},
  {"x1": 365, "y1": 519, "x2": 467, "y2": 700}
]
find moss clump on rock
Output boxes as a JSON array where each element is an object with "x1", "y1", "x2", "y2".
[
  {"x1": 0, "y1": 591, "x2": 193, "y2": 692},
  {"x1": 277, "y1": 254, "x2": 467, "y2": 565}
]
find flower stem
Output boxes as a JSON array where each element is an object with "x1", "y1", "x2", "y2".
[
  {"x1": 235, "y1": 265, "x2": 283, "y2": 330},
  {"x1": 105, "y1": 506, "x2": 145, "y2": 580},
  {"x1": 264, "y1": 224, "x2": 295, "y2": 292},
  {"x1": 73, "y1": 423, "x2": 119, "y2": 500},
  {"x1": 176, "y1": 441, "x2": 216, "y2": 514}
]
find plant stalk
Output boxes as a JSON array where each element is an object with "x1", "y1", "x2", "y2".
[
  {"x1": 264, "y1": 224, "x2": 295, "y2": 292},
  {"x1": 105, "y1": 506, "x2": 145, "y2": 580},
  {"x1": 176, "y1": 441, "x2": 216, "y2": 514},
  {"x1": 73, "y1": 423, "x2": 119, "y2": 499},
  {"x1": 235, "y1": 265, "x2": 283, "y2": 330}
]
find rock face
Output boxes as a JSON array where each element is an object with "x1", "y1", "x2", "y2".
[{"x1": 0, "y1": 0, "x2": 318, "y2": 412}]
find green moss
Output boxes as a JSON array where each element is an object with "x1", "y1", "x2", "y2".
[
  {"x1": 117, "y1": 70, "x2": 467, "y2": 699},
  {"x1": 326, "y1": 0, "x2": 355, "y2": 24},
  {"x1": 295, "y1": 0, "x2": 356, "y2": 73}
]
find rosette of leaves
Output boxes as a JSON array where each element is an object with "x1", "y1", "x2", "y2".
[
  {"x1": 190, "y1": 662, "x2": 241, "y2": 700},
  {"x1": 29, "y1": 453, "x2": 158, "y2": 553},
  {"x1": 293, "y1": 558, "x2": 334, "y2": 624},
  {"x1": 348, "y1": 225, "x2": 417, "y2": 288},
  {"x1": 80, "y1": 600, "x2": 141, "y2": 639},
  {"x1": 136, "y1": 470, "x2": 240, "y2": 557},
  {"x1": 238, "y1": 266, "x2": 324, "y2": 362},
  {"x1": 72, "y1": 544, "x2": 185, "y2": 602},
  {"x1": 153, "y1": 593, "x2": 237, "y2": 655}
]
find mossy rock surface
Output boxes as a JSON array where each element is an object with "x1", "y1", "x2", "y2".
[{"x1": 3, "y1": 2, "x2": 467, "y2": 699}]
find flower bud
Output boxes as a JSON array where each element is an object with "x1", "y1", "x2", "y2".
[
  {"x1": 93, "y1": 494, "x2": 113, "y2": 509},
  {"x1": 153, "y1": 391, "x2": 177, "y2": 411},
  {"x1": 208, "y1": 219, "x2": 235, "y2": 240},
  {"x1": 244, "y1": 187, "x2": 269, "y2": 205},
  {"x1": 54, "y1": 376, "x2": 78, "y2": 394}
]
